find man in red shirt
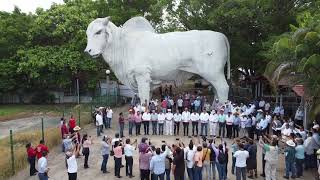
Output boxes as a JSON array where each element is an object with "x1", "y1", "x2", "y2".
[
  {"x1": 69, "y1": 115, "x2": 76, "y2": 134},
  {"x1": 26, "y1": 143, "x2": 37, "y2": 176},
  {"x1": 36, "y1": 140, "x2": 49, "y2": 159}
]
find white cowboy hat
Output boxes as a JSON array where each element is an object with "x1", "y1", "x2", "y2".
[
  {"x1": 73, "y1": 126, "x2": 81, "y2": 131},
  {"x1": 313, "y1": 124, "x2": 320, "y2": 130},
  {"x1": 286, "y1": 140, "x2": 296, "y2": 147},
  {"x1": 168, "y1": 109, "x2": 171, "y2": 111},
  {"x1": 257, "y1": 109, "x2": 263, "y2": 112}
]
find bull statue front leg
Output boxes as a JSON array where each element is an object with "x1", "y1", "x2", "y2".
[{"x1": 135, "y1": 74, "x2": 151, "y2": 105}]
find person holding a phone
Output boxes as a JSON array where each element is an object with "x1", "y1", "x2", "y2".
[{"x1": 150, "y1": 144, "x2": 170, "y2": 180}]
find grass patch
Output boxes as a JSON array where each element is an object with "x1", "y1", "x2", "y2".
[{"x1": 0, "y1": 104, "x2": 92, "y2": 180}]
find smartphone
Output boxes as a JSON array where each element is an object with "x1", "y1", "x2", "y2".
[
  {"x1": 161, "y1": 140, "x2": 165, "y2": 143},
  {"x1": 176, "y1": 138, "x2": 180, "y2": 141}
]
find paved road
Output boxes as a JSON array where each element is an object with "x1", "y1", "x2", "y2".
[{"x1": 0, "y1": 115, "x2": 60, "y2": 139}]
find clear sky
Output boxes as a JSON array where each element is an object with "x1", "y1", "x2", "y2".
[{"x1": 0, "y1": 0, "x2": 64, "y2": 13}]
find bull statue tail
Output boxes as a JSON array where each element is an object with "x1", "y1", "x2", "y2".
[{"x1": 224, "y1": 36, "x2": 231, "y2": 79}]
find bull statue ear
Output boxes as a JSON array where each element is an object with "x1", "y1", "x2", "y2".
[{"x1": 102, "y1": 16, "x2": 111, "y2": 26}]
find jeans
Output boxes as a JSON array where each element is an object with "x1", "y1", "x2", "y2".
[
  {"x1": 27, "y1": 156, "x2": 37, "y2": 176},
  {"x1": 83, "y1": 148, "x2": 89, "y2": 168},
  {"x1": 158, "y1": 123, "x2": 164, "y2": 135},
  {"x1": 101, "y1": 154, "x2": 109, "y2": 173},
  {"x1": 68, "y1": 172, "x2": 77, "y2": 180},
  {"x1": 103, "y1": 117, "x2": 107, "y2": 129},
  {"x1": 152, "y1": 121, "x2": 158, "y2": 135},
  {"x1": 192, "y1": 122, "x2": 198, "y2": 136},
  {"x1": 140, "y1": 169, "x2": 150, "y2": 180},
  {"x1": 136, "y1": 122, "x2": 141, "y2": 135},
  {"x1": 119, "y1": 122, "x2": 124, "y2": 137},
  {"x1": 174, "y1": 122, "x2": 180, "y2": 135},
  {"x1": 96, "y1": 125, "x2": 101, "y2": 136},
  {"x1": 216, "y1": 163, "x2": 227, "y2": 180},
  {"x1": 219, "y1": 122, "x2": 226, "y2": 138},
  {"x1": 232, "y1": 155, "x2": 236, "y2": 174},
  {"x1": 187, "y1": 168, "x2": 194, "y2": 180},
  {"x1": 226, "y1": 124, "x2": 233, "y2": 138},
  {"x1": 153, "y1": 172, "x2": 165, "y2": 180},
  {"x1": 193, "y1": 166, "x2": 202, "y2": 180},
  {"x1": 128, "y1": 121, "x2": 134, "y2": 135},
  {"x1": 125, "y1": 156, "x2": 133, "y2": 176},
  {"x1": 143, "y1": 121, "x2": 150, "y2": 135},
  {"x1": 38, "y1": 173, "x2": 48, "y2": 180},
  {"x1": 115, "y1": 157, "x2": 122, "y2": 177},
  {"x1": 236, "y1": 167, "x2": 246, "y2": 180},
  {"x1": 295, "y1": 158, "x2": 303, "y2": 177},
  {"x1": 203, "y1": 161, "x2": 210, "y2": 180},
  {"x1": 201, "y1": 123, "x2": 208, "y2": 136},
  {"x1": 210, "y1": 161, "x2": 216, "y2": 180},
  {"x1": 165, "y1": 169, "x2": 170, "y2": 180},
  {"x1": 183, "y1": 122, "x2": 189, "y2": 136},
  {"x1": 107, "y1": 117, "x2": 112, "y2": 128},
  {"x1": 233, "y1": 125, "x2": 239, "y2": 138},
  {"x1": 262, "y1": 154, "x2": 266, "y2": 176},
  {"x1": 285, "y1": 160, "x2": 295, "y2": 177}
]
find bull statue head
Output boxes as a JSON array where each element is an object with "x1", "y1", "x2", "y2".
[{"x1": 84, "y1": 17, "x2": 112, "y2": 58}]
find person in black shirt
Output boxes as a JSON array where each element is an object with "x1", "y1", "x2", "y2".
[{"x1": 172, "y1": 147, "x2": 185, "y2": 180}]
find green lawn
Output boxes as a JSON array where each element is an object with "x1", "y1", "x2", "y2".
[{"x1": 0, "y1": 104, "x2": 91, "y2": 119}]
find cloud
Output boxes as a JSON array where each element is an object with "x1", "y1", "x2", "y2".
[{"x1": 0, "y1": 0, "x2": 64, "y2": 13}]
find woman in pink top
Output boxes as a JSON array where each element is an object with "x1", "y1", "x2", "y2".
[
  {"x1": 193, "y1": 146, "x2": 203, "y2": 180},
  {"x1": 135, "y1": 111, "x2": 142, "y2": 136},
  {"x1": 81, "y1": 134, "x2": 92, "y2": 168},
  {"x1": 113, "y1": 141, "x2": 123, "y2": 178}
]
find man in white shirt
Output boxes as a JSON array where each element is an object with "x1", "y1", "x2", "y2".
[
  {"x1": 38, "y1": 151, "x2": 49, "y2": 180},
  {"x1": 184, "y1": 143, "x2": 196, "y2": 180},
  {"x1": 190, "y1": 111, "x2": 200, "y2": 136},
  {"x1": 177, "y1": 96, "x2": 184, "y2": 113},
  {"x1": 165, "y1": 109, "x2": 174, "y2": 135},
  {"x1": 106, "y1": 107, "x2": 113, "y2": 128},
  {"x1": 142, "y1": 111, "x2": 151, "y2": 135},
  {"x1": 66, "y1": 146, "x2": 80, "y2": 180},
  {"x1": 209, "y1": 110, "x2": 219, "y2": 137},
  {"x1": 233, "y1": 143, "x2": 249, "y2": 180},
  {"x1": 200, "y1": 109, "x2": 209, "y2": 136},
  {"x1": 124, "y1": 138, "x2": 137, "y2": 178},
  {"x1": 182, "y1": 108, "x2": 191, "y2": 136},
  {"x1": 151, "y1": 110, "x2": 158, "y2": 135},
  {"x1": 96, "y1": 111, "x2": 104, "y2": 137},
  {"x1": 158, "y1": 111, "x2": 166, "y2": 135},
  {"x1": 226, "y1": 111, "x2": 234, "y2": 138},
  {"x1": 173, "y1": 111, "x2": 182, "y2": 135}
]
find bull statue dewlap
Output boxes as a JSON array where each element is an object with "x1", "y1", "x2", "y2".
[{"x1": 85, "y1": 16, "x2": 230, "y2": 103}]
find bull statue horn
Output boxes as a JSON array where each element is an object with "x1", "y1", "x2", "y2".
[{"x1": 102, "y1": 16, "x2": 111, "y2": 26}]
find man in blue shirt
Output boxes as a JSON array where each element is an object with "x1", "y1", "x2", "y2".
[
  {"x1": 150, "y1": 145, "x2": 169, "y2": 180},
  {"x1": 256, "y1": 118, "x2": 268, "y2": 140},
  {"x1": 233, "y1": 113, "x2": 241, "y2": 138}
]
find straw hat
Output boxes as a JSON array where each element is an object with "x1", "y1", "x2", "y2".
[
  {"x1": 313, "y1": 124, "x2": 320, "y2": 130},
  {"x1": 286, "y1": 140, "x2": 296, "y2": 147},
  {"x1": 73, "y1": 126, "x2": 81, "y2": 131},
  {"x1": 257, "y1": 109, "x2": 263, "y2": 112}
]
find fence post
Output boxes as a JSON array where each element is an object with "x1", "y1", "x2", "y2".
[
  {"x1": 41, "y1": 118, "x2": 44, "y2": 141},
  {"x1": 78, "y1": 106, "x2": 81, "y2": 126},
  {"x1": 10, "y1": 129, "x2": 15, "y2": 175}
]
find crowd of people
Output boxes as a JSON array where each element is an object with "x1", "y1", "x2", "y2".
[{"x1": 25, "y1": 90, "x2": 320, "y2": 180}]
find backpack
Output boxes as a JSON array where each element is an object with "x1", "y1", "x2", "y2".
[
  {"x1": 209, "y1": 146, "x2": 216, "y2": 162},
  {"x1": 218, "y1": 150, "x2": 226, "y2": 164}
]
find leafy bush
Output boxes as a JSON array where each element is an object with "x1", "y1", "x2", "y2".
[{"x1": 31, "y1": 91, "x2": 56, "y2": 104}]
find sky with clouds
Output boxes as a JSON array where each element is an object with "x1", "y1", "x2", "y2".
[{"x1": 0, "y1": 0, "x2": 64, "y2": 13}]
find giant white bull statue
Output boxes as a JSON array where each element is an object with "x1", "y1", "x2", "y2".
[{"x1": 85, "y1": 16, "x2": 230, "y2": 103}]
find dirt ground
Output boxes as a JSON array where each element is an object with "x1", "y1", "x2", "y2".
[{"x1": 10, "y1": 106, "x2": 318, "y2": 180}]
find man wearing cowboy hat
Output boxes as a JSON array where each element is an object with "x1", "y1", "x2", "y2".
[
  {"x1": 209, "y1": 110, "x2": 218, "y2": 137},
  {"x1": 283, "y1": 139, "x2": 296, "y2": 179}
]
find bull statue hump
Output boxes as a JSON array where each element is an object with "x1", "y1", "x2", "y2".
[{"x1": 85, "y1": 16, "x2": 230, "y2": 103}]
